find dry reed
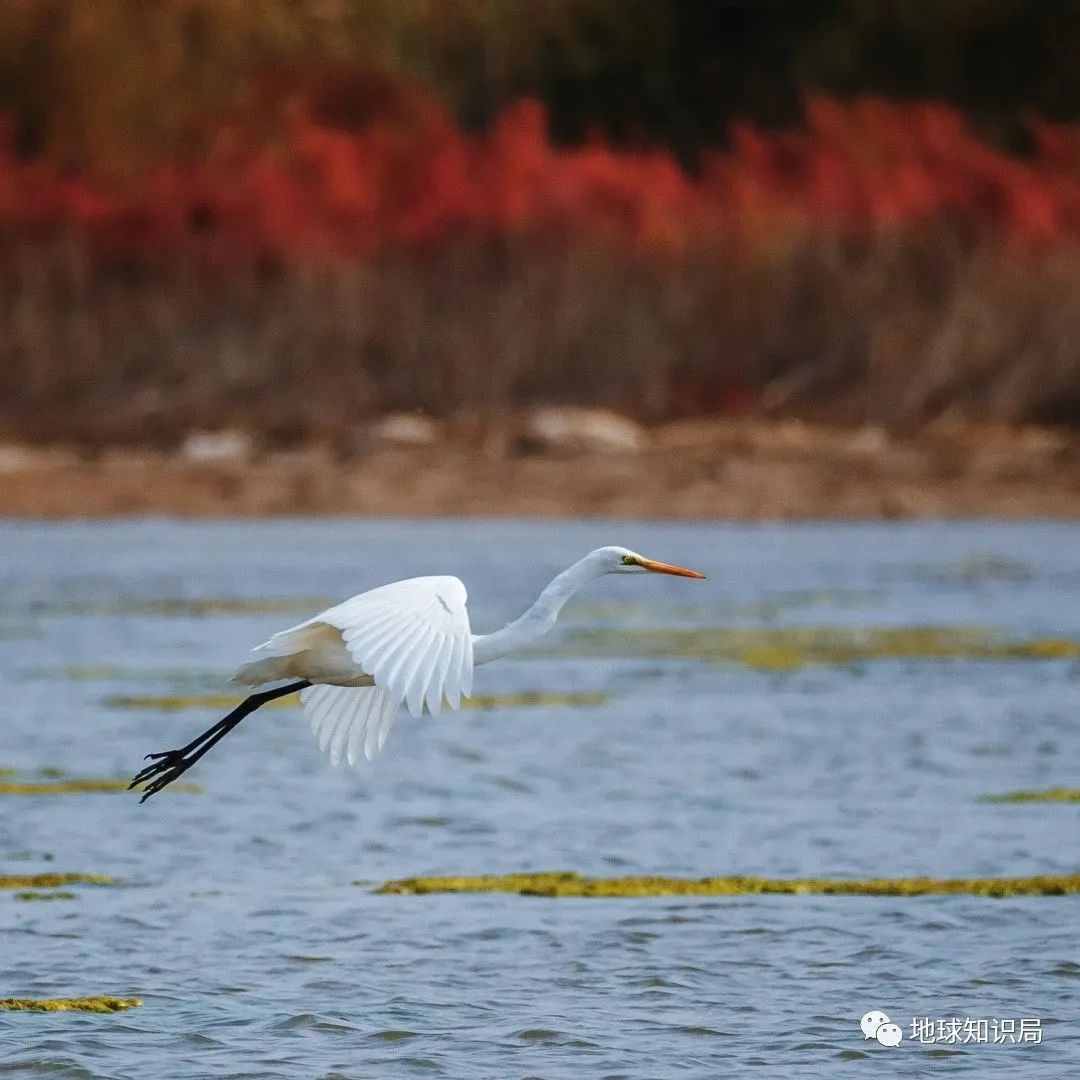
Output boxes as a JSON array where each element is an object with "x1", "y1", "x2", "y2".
[{"x1": 3, "y1": 232, "x2": 1080, "y2": 448}]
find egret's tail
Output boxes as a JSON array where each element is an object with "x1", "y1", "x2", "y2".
[
  {"x1": 232, "y1": 621, "x2": 358, "y2": 687},
  {"x1": 300, "y1": 684, "x2": 399, "y2": 766},
  {"x1": 232, "y1": 655, "x2": 296, "y2": 686}
]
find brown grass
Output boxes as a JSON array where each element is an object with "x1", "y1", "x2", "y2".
[{"x1": 3, "y1": 232, "x2": 1080, "y2": 449}]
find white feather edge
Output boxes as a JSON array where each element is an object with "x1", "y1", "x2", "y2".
[{"x1": 301, "y1": 684, "x2": 400, "y2": 765}]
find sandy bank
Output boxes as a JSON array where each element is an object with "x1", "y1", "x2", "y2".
[{"x1": 2, "y1": 419, "x2": 1077, "y2": 520}]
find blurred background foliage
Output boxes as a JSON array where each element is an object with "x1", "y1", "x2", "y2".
[
  {"x1": 2, "y1": 0, "x2": 1078, "y2": 170},
  {"x1": 4, "y1": 1, "x2": 1080, "y2": 446}
]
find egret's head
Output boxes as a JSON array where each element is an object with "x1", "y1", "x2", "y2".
[{"x1": 592, "y1": 546, "x2": 706, "y2": 579}]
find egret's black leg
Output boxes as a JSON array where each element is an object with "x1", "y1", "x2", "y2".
[{"x1": 130, "y1": 680, "x2": 310, "y2": 803}]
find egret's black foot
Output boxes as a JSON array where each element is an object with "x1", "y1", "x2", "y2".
[
  {"x1": 129, "y1": 679, "x2": 310, "y2": 805},
  {"x1": 129, "y1": 750, "x2": 192, "y2": 802}
]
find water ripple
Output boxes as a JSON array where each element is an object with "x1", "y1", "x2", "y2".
[{"x1": 4, "y1": 520, "x2": 1080, "y2": 1077}]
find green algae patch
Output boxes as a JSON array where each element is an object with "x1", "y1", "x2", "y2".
[
  {"x1": 732, "y1": 644, "x2": 806, "y2": 672},
  {"x1": 1021, "y1": 639, "x2": 1080, "y2": 660},
  {"x1": 106, "y1": 690, "x2": 605, "y2": 713},
  {"x1": 62, "y1": 665, "x2": 126, "y2": 680},
  {"x1": 14, "y1": 890, "x2": 76, "y2": 901},
  {"x1": 0, "y1": 777, "x2": 201, "y2": 795},
  {"x1": 554, "y1": 625, "x2": 1080, "y2": 670},
  {"x1": 0, "y1": 997, "x2": 141, "y2": 1013},
  {"x1": 2, "y1": 874, "x2": 110, "y2": 891},
  {"x1": 376, "y1": 871, "x2": 1080, "y2": 898},
  {"x1": 981, "y1": 788, "x2": 1080, "y2": 803},
  {"x1": 45, "y1": 596, "x2": 329, "y2": 618},
  {"x1": 463, "y1": 691, "x2": 607, "y2": 710},
  {"x1": 0, "y1": 873, "x2": 114, "y2": 890},
  {"x1": 40, "y1": 665, "x2": 223, "y2": 687},
  {"x1": 105, "y1": 692, "x2": 299, "y2": 712},
  {"x1": 904, "y1": 555, "x2": 1035, "y2": 585}
]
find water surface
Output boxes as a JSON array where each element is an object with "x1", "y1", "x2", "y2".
[{"x1": 2, "y1": 519, "x2": 1079, "y2": 1076}]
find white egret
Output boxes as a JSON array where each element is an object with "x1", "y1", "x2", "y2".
[{"x1": 131, "y1": 546, "x2": 704, "y2": 801}]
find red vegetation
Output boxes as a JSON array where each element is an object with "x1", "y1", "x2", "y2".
[{"x1": 2, "y1": 85, "x2": 1080, "y2": 263}]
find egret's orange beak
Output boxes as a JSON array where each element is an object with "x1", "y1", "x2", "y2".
[{"x1": 635, "y1": 556, "x2": 706, "y2": 579}]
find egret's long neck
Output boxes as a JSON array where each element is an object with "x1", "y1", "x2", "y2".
[{"x1": 473, "y1": 556, "x2": 602, "y2": 665}]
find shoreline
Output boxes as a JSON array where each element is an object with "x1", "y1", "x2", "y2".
[{"x1": 3, "y1": 419, "x2": 1077, "y2": 520}]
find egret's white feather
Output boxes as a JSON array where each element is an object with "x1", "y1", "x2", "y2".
[
  {"x1": 240, "y1": 575, "x2": 473, "y2": 714},
  {"x1": 235, "y1": 622, "x2": 361, "y2": 686},
  {"x1": 323, "y1": 689, "x2": 353, "y2": 763},
  {"x1": 325, "y1": 576, "x2": 474, "y2": 718},
  {"x1": 328, "y1": 698, "x2": 353, "y2": 766},
  {"x1": 426, "y1": 633, "x2": 454, "y2": 715},
  {"x1": 247, "y1": 576, "x2": 474, "y2": 761},
  {"x1": 301, "y1": 683, "x2": 399, "y2": 765}
]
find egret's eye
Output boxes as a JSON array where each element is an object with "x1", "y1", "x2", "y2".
[{"x1": 621, "y1": 555, "x2": 635, "y2": 566}]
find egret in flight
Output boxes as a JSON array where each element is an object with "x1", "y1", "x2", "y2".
[{"x1": 130, "y1": 546, "x2": 704, "y2": 801}]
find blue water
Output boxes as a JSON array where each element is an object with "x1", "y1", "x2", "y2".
[{"x1": 2, "y1": 519, "x2": 1079, "y2": 1076}]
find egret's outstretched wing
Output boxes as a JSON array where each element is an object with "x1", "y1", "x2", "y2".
[
  {"x1": 301, "y1": 684, "x2": 399, "y2": 765},
  {"x1": 318, "y1": 575, "x2": 474, "y2": 717}
]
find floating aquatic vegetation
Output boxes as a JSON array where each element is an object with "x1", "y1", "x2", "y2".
[
  {"x1": 464, "y1": 691, "x2": 607, "y2": 710},
  {"x1": 377, "y1": 871, "x2": 1080, "y2": 898},
  {"x1": 61, "y1": 660, "x2": 125, "y2": 678},
  {"x1": 0, "y1": 778, "x2": 201, "y2": 795},
  {"x1": 105, "y1": 691, "x2": 605, "y2": 712},
  {"x1": 567, "y1": 589, "x2": 881, "y2": 630},
  {"x1": 0, "y1": 873, "x2": 114, "y2": 890},
  {"x1": 38, "y1": 597, "x2": 329, "y2": 618},
  {"x1": 980, "y1": 788, "x2": 1080, "y2": 803},
  {"x1": 1021, "y1": 640, "x2": 1080, "y2": 659},
  {"x1": 0, "y1": 997, "x2": 141, "y2": 1012},
  {"x1": 14, "y1": 891, "x2": 76, "y2": 901},
  {"x1": 53, "y1": 665, "x2": 218, "y2": 685},
  {"x1": 548, "y1": 626, "x2": 1080, "y2": 670},
  {"x1": 745, "y1": 588, "x2": 885, "y2": 615},
  {"x1": 103, "y1": 692, "x2": 290, "y2": 712},
  {"x1": 2, "y1": 851, "x2": 54, "y2": 862},
  {"x1": 896, "y1": 554, "x2": 1035, "y2": 586}
]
